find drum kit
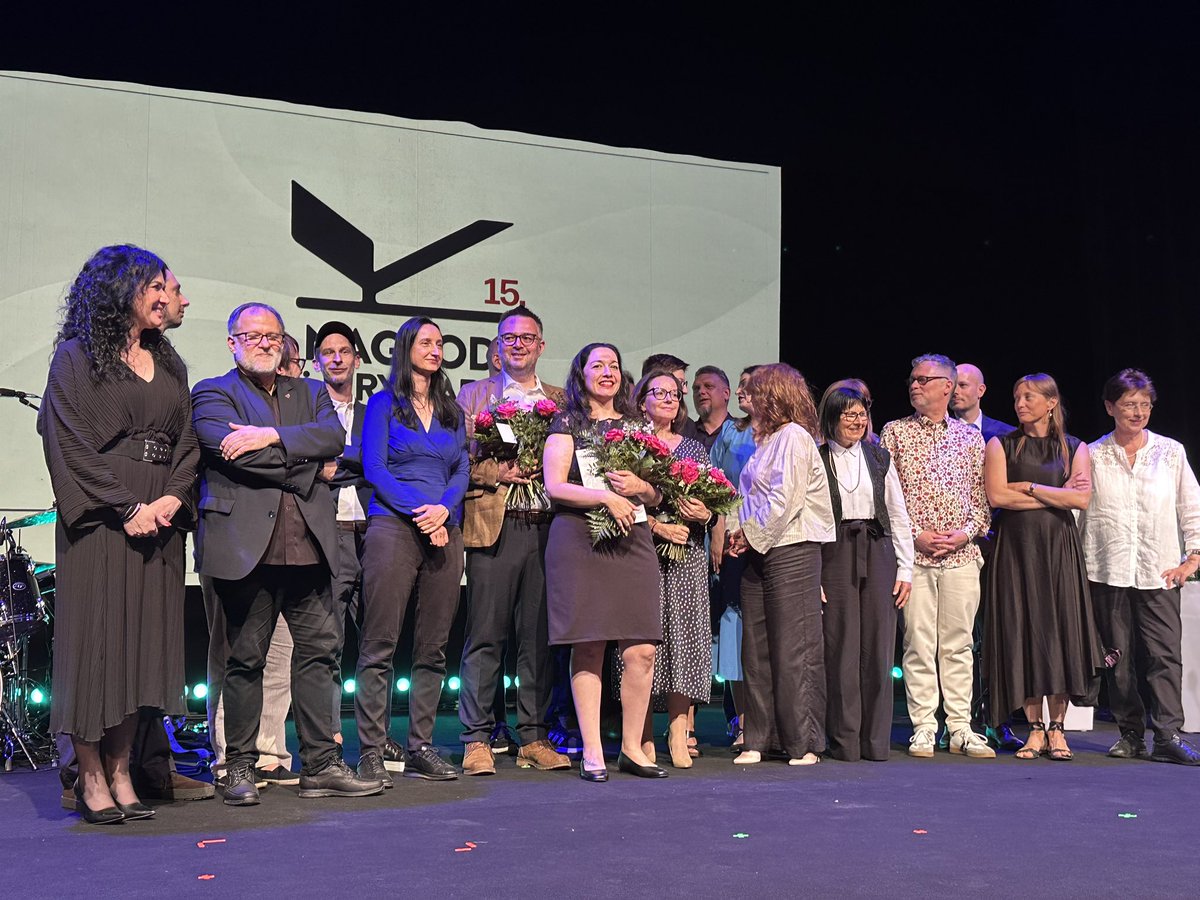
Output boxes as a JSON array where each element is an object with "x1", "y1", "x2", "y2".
[{"x1": 1, "y1": 507, "x2": 56, "y2": 771}]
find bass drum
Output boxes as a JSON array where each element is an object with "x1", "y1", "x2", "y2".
[{"x1": 1, "y1": 550, "x2": 46, "y2": 642}]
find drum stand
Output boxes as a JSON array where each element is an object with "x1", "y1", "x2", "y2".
[{"x1": 0, "y1": 637, "x2": 54, "y2": 771}]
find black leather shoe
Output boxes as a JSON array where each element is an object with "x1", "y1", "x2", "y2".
[
  {"x1": 73, "y1": 781, "x2": 125, "y2": 825},
  {"x1": 216, "y1": 764, "x2": 261, "y2": 806},
  {"x1": 404, "y1": 745, "x2": 458, "y2": 781},
  {"x1": 1150, "y1": 733, "x2": 1200, "y2": 766},
  {"x1": 115, "y1": 800, "x2": 156, "y2": 821},
  {"x1": 357, "y1": 750, "x2": 394, "y2": 789},
  {"x1": 255, "y1": 765, "x2": 300, "y2": 785},
  {"x1": 299, "y1": 758, "x2": 386, "y2": 798},
  {"x1": 1108, "y1": 730, "x2": 1150, "y2": 760},
  {"x1": 617, "y1": 752, "x2": 668, "y2": 779},
  {"x1": 579, "y1": 761, "x2": 609, "y2": 782},
  {"x1": 381, "y1": 737, "x2": 407, "y2": 773}
]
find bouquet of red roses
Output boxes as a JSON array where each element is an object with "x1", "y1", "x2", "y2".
[
  {"x1": 579, "y1": 422, "x2": 674, "y2": 545},
  {"x1": 653, "y1": 460, "x2": 742, "y2": 562},
  {"x1": 473, "y1": 396, "x2": 560, "y2": 510}
]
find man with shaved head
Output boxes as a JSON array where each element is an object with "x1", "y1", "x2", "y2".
[
  {"x1": 951, "y1": 363, "x2": 1018, "y2": 749},
  {"x1": 951, "y1": 364, "x2": 1015, "y2": 444}
]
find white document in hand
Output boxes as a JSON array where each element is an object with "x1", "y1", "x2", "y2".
[{"x1": 575, "y1": 448, "x2": 647, "y2": 523}]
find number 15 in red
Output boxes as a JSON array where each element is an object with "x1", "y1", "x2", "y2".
[{"x1": 484, "y1": 278, "x2": 522, "y2": 306}]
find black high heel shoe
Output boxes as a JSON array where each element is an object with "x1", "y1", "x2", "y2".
[
  {"x1": 617, "y1": 752, "x2": 668, "y2": 779},
  {"x1": 115, "y1": 800, "x2": 156, "y2": 820},
  {"x1": 579, "y1": 760, "x2": 609, "y2": 782},
  {"x1": 73, "y1": 781, "x2": 125, "y2": 825}
]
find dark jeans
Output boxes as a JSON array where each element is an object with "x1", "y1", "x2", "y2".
[
  {"x1": 459, "y1": 518, "x2": 553, "y2": 745},
  {"x1": 331, "y1": 525, "x2": 365, "y2": 731},
  {"x1": 1090, "y1": 581, "x2": 1185, "y2": 739},
  {"x1": 213, "y1": 564, "x2": 339, "y2": 774},
  {"x1": 740, "y1": 541, "x2": 825, "y2": 758},
  {"x1": 356, "y1": 516, "x2": 464, "y2": 754}
]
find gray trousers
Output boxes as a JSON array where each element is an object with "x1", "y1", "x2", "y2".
[
  {"x1": 740, "y1": 541, "x2": 826, "y2": 758},
  {"x1": 1090, "y1": 581, "x2": 1185, "y2": 739},
  {"x1": 330, "y1": 524, "x2": 365, "y2": 733}
]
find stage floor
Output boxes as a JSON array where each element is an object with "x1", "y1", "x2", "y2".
[{"x1": 3, "y1": 710, "x2": 1198, "y2": 898}]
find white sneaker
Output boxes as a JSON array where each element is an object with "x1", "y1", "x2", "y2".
[
  {"x1": 908, "y1": 728, "x2": 937, "y2": 758},
  {"x1": 950, "y1": 729, "x2": 997, "y2": 759}
]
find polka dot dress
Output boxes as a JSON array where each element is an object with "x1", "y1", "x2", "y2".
[{"x1": 614, "y1": 436, "x2": 714, "y2": 704}]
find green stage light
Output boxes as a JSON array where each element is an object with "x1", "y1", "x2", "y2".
[
  {"x1": 396, "y1": 677, "x2": 410, "y2": 692},
  {"x1": 513, "y1": 677, "x2": 520, "y2": 688},
  {"x1": 715, "y1": 675, "x2": 726, "y2": 684},
  {"x1": 447, "y1": 676, "x2": 461, "y2": 691},
  {"x1": 343, "y1": 678, "x2": 357, "y2": 694},
  {"x1": 891, "y1": 666, "x2": 903, "y2": 680},
  {"x1": 30, "y1": 687, "x2": 46, "y2": 705},
  {"x1": 503, "y1": 675, "x2": 512, "y2": 689},
  {"x1": 192, "y1": 683, "x2": 208, "y2": 700}
]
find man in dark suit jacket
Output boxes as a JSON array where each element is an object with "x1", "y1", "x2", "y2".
[
  {"x1": 455, "y1": 308, "x2": 570, "y2": 776},
  {"x1": 310, "y1": 321, "x2": 380, "y2": 755},
  {"x1": 192, "y1": 302, "x2": 382, "y2": 805},
  {"x1": 951, "y1": 362, "x2": 1020, "y2": 749}
]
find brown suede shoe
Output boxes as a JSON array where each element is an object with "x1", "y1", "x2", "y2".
[
  {"x1": 462, "y1": 741, "x2": 496, "y2": 776},
  {"x1": 516, "y1": 738, "x2": 571, "y2": 770},
  {"x1": 136, "y1": 771, "x2": 215, "y2": 801}
]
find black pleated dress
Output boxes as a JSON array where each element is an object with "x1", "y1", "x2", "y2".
[
  {"x1": 983, "y1": 432, "x2": 1105, "y2": 725},
  {"x1": 41, "y1": 339, "x2": 198, "y2": 741}
]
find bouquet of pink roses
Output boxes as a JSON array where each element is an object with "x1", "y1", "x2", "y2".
[
  {"x1": 473, "y1": 396, "x2": 560, "y2": 510},
  {"x1": 579, "y1": 422, "x2": 674, "y2": 544},
  {"x1": 652, "y1": 460, "x2": 742, "y2": 562}
]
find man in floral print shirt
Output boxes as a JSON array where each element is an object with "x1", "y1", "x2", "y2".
[{"x1": 880, "y1": 354, "x2": 993, "y2": 760}]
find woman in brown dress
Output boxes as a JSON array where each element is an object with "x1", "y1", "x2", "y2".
[
  {"x1": 40, "y1": 245, "x2": 198, "y2": 823},
  {"x1": 543, "y1": 343, "x2": 665, "y2": 781}
]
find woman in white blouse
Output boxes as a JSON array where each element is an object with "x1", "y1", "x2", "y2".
[
  {"x1": 727, "y1": 364, "x2": 834, "y2": 766},
  {"x1": 1079, "y1": 368, "x2": 1200, "y2": 766},
  {"x1": 816, "y1": 382, "x2": 914, "y2": 761}
]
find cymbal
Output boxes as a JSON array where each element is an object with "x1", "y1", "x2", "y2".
[{"x1": 5, "y1": 508, "x2": 57, "y2": 529}]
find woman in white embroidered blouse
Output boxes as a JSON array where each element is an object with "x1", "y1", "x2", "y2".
[
  {"x1": 1078, "y1": 368, "x2": 1200, "y2": 765},
  {"x1": 727, "y1": 364, "x2": 834, "y2": 766}
]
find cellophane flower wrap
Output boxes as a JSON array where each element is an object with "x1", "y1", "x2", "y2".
[
  {"x1": 653, "y1": 460, "x2": 743, "y2": 563},
  {"x1": 580, "y1": 422, "x2": 674, "y2": 545},
  {"x1": 472, "y1": 397, "x2": 559, "y2": 510}
]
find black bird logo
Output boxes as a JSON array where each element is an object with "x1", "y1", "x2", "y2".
[{"x1": 291, "y1": 181, "x2": 512, "y2": 322}]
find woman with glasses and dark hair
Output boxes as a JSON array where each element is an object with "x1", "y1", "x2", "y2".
[
  {"x1": 612, "y1": 370, "x2": 714, "y2": 768},
  {"x1": 983, "y1": 373, "x2": 1103, "y2": 761},
  {"x1": 543, "y1": 343, "x2": 665, "y2": 781},
  {"x1": 355, "y1": 316, "x2": 469, "y2": 783},
  {"x1": 1078, "y1": 369, "x2": 1200, "y2": 765},
  {"x1": 816, "y1": 382, "x2": 913, "y2": 761},
  {"x1": 41, "y1": 244, "x2": 199, "y2": 823},
  {"x1": 726, "y1": 364, "x2": 834, "y2": 767}
]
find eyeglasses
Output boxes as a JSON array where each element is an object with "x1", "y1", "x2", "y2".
[
  {"x1": 908, "y1": 375, "x2": 950, "y2": 387},
  {"x1": 840, "y1": 411, "x2": 869, "y2": 422},
  {"x1": 293, "y1": 357, "x2": 310, "y2": 370},
  {"x1": 647, "y1": 388, "x2": 683, "y2": 401},
  {"x1": 233, "y1": 331, "x2": 285, "y2": 347},
  {"x1": 499, "y1": 332, "x2": 541, "y2": 347},
  {"x1": 1116, "y1": 401, "x2": 1153, "y2": 413}
]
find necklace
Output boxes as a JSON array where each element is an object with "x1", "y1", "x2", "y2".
[
  {"x1": 1120, "y1": 431, "x2": 1144, "y2": 466},
  {"x1": 835, "y1": 444, "x2": 863, "y2": 494}
]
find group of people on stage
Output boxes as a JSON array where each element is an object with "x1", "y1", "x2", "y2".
[{"x1": 40, "y1": 245, "x2": 1200, "y2": 821}]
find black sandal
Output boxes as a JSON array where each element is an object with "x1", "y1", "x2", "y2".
[
  {"x1": 1047, "y1": 721, "x2": 1073, "y2": 761},
  {"x1": 1015, "y1": 721, "x2": 1047, "y2": 760}
]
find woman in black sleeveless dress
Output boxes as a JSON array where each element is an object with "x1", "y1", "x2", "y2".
[{"x1": 982, "y1": 374, "x2": 1104, "y2": 761}]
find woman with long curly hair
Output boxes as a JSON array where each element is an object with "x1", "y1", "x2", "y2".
[
  {"x1": 543, "y1": 343, "x2": 666, "y2": 781},
  {"x1": 355, "y1": 316, "x2": 469, "y2": 783},
  {"x1": 41, "y1": 244, "x2": 199, "y2": 823},
  {"x1": 727, "y1": 363, "x2": 834, "y2": 767},
  {"x1": 983, "y1": 373, "x2": 1104, "y2": 761}
]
